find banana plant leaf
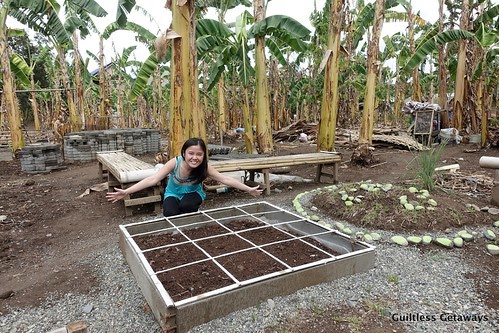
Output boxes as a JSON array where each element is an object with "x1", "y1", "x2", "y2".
[
  {"x1": 10, "y1": 53, "x2": 31, "y2": 88},
  {"x1": 129, "y1": 52, "x2": 158, "y2": 100},
  {"x1": 67, "y1": 0, "x2": 107, "y2": 17},
  {"x1": 102, "y1": 21, "x2": 157, "y2": 47},
  {"x1": 402, "y1": 29, "x2": 475, "y2": 73},
  {"x1": 249, "y1": 15, "x2": 310, "y2": 52},
  {"x1": 116, "y1": 0, "x2": 136, "y2": 27}
]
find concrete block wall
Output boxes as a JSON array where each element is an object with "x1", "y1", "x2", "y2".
[
  {"x1": 18, "y1": 144, "x2": 64, "y2": 173},
  {"x1": 63, "y1": 129, "x2": 161, "y2": 162}
]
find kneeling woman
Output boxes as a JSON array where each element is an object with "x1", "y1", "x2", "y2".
[{"x1": 106, "y1": 138, "x2": 263, "y2": 216}]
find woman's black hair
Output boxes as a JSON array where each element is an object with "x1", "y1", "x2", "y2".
[{"x1": 181, "y1": 138, "x2": 208, "y2": 184}]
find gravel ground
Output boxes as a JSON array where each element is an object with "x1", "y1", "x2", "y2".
[{"x1": 1, "y1": 193, "x2": 498, "y2": 333}]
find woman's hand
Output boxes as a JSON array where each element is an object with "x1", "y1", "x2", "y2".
[
  {"x1": 248, "y1": 186, "x2": 263, "y2": 197},
  {"x1": 106, "y1": 187, "x2": 128, "y2": 203}
]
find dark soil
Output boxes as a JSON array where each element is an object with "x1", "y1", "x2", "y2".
[
  {"x1": 1, "y1": 137, "x2": 498, "y2": 333},
  {"x1": 157, "y1": 261, "x2": 233, "y2": 301},
  {"x1": 132, "y1": 219, "x2": 341, "y2": 301},
  {"x1": 312, "y1": 186, "x2": 493, "y2": 233}
]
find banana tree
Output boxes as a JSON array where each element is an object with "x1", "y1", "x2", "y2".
[
  {"x1": 393, "y1": 0, "x2": 425, "y2": 101},
  {"x1": 402, "y1": 3, "x2": 498, "y2": 136},
  {"x1": 198, "y1": 12, "x2": 310, "y2": 152},
  {"x1": 453, "y1": 0, "x2": 470, "y2": 131},
  {"x1": 167, "y1": 0, "x2": 205, "y2": 156},
  {"x1": 0, "y1": 1, "x2": 28, "y2": 153},
  {"x1": 9, "y1": 0, "x2": 107, "y2": 133},
  {"x1": 381, "y1": 33, "x2": 408, "y2": 124},
  {"x1": 26, "y1": 46, "x2": 51, "y2": 130},
  {"x1": 109, "y1": 0, "x2": 197, "y2": 155},
  {"x1": 198, "y1": 12, "x2": 256, "y2": 152},
  {"x1": 1, "y1": 1, "x2": 61, "y2": 153},
  {"x1": 312, "y1": 0, "x2": 408, "y2": 154},
  {"x1": 474, "y1": 23, "x2": 497, "y2": 146},
  {"x1": 198, "y1": 0, "x2": 251, "y2": 142},
  {"x1": 437, "y1": 0, "x2": 449, "y2": 128},
  {"x1": 252, "y1": 0, "x2": 272, "y2": 153},
  {"x1": 358, "y1": 0, "x2": 385, "y2": 146},
  {"x1": 104, "y1": 4, "x2": 178, "y2": 129},
  {"x1": 317, "y1": 0, "x2": 345, "y2": 152}
]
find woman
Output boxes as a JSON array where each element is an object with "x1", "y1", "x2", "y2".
[{"x1": 106, "y1": 138, "x2": 263, "y2": 216}]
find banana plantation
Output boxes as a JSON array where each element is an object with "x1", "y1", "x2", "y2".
[{"x1": 0, "y1": 0, "x2": 497, "y2": 158}]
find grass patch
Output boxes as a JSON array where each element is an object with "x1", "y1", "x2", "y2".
[{"x1": 412, "y1": 140, "x2": 447, "y2": 191}]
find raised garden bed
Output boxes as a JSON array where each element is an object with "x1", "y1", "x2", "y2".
[{"x1": 119, "y1": 202, "x2": 375, "y2": 333}]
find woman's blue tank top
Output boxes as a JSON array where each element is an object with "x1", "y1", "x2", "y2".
[{"x1": 164, "y1": 156, "x2": 206, "y2": 200}]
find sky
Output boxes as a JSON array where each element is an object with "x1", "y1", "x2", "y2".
[{"x1": 9, "y1": 0, "x2": 441, "y2": 71}]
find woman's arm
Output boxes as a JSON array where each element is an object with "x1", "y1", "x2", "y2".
[
  {"x1": 106, "y1": 157, "x2": 176, "y2": 203},
  {"x1": 207, "y1": 165, "x2": 263, "y2": 197}
]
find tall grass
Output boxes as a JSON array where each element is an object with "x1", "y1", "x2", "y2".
[{"x1": 415, "y1": 140, "x2": 447, "y2": 191}]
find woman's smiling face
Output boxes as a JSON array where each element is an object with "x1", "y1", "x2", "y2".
[{"x1": 183, "y1": 144, "x2": 204, "y2": 168}]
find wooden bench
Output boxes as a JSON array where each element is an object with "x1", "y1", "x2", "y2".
[
  {"x1": 210, "y1": 152, "x2": 342, "y2": 195},
  {"x1": 97, "y1": 151, "x2": 163, "y2": 216}
]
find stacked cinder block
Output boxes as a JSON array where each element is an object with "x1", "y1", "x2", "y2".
[
  {"x1": 18, "y1": 143, "x2": 63, "y2": 173},
  {"x1": 63, "y1": 129, "x2": 160, "y2": 162},
  {"x1": 207, "y1": 144, "x2": 235, "y2": 156}
]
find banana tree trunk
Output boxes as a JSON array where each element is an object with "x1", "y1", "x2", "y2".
[
  {"x1": 253, "y1": 0, "x2": 273, "y2": 154},
  {"x1": 73, "y1": 31, "x2": 85, "y2": 129},
  {"x1": 52, "y1": 72, "x2": 68, "y2": 142},
  {"x1": 157, "y1": 68, "x2": 166, "y2": 129},
  {"x1": 393, "y1": 74, "x2": 402, "y2": 125},
  {"x1": 359, "y1": 0, "x2": 384, "y2": 145},
  {"x1": 170, "y1": 0, "x2": 205, "y2": 157},
  {"x1": 202, "y1": 65, "x2": 214, "y2": 130},
  {"x1": 98, "y1": 36, "x2": 109, "y2": 130},
  {"x1": 56, "y1": 47, "x2": 79, "y2": 132},
  {"x1": 408, "y1": 6, "x2": 422, "y2": 102},
  {"x1": 317, "y1": 0, "x2": 344, "y2": 151},
  {"x1": 152, "y1": 66, "x2": 160, "y2": 127},
  {"x1": 269, "y1": 59, "x2": 279, "y2": 130},
  {"x1": 54, "y1": 75, "x2": 63, "y2": 122},
  {"x1": 242, "y1": 86, "x2": 255, "y2": 153},
  {"x1": 479, "y1": 52, "x2": 488, "y2": 147},
  {"x1": 0, "y1": 95, "x2": 5, "y2": 129},
  {"x1": 117, "y1": 76, "x2": 125, "y2": 128},
  {"x1": 453, "y1": 0, "x2": 469, "y2": 131},
  {"x1": 437, "y1": 0, "x2": 449, "y2": 128},
  {"x1": 0, "y1": 6, "x2": 24, "y2": 154},
  {"x1": 218, "y1": 74, "x2": 227, "y2": 142},
  {"x1": 279, "y1": 85, "x2": 287, "y2": 128},
  {"x1": 349, "y1": 89, "x2": 360, "y2": 125},
  {"x1": 30, "y1": 75, "x2": 41, "y2": 130}
]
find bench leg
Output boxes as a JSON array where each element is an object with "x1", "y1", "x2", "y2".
[
  {"x1": 333, "y1": 161, "x2": 338, "y2": 184},
  {"x1": 107, "y1": 174, "x2": 121, "y2": 192},
  {"x1": 123, "y1": 185, "x2": 133, "y2": 217},
  {"x1": 315, "y1": 164, "x2": 323, "y2": 182},
  {"x1": 99, "y1": 162, "x2": 109, "y2": 180},
  {"x1": 98, "y1": 162, "x2": 103, "y2": 179},
  {"x1": 263, "y1": 169, "x2": 270, "y2": 195},
  {"x1": 315, "y1": 163, "x2": 339, "y2": 184},
  {"x1": 153, "y1": 183, "x2": 163, "y2": 215}
]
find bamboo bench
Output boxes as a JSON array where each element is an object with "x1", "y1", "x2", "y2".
[
  {"x1": 97, "y1": 151, "x2": 163, "y2": 216},
  {"x1": 210, "y1": 151, "x2": 342, "y2": 195}
]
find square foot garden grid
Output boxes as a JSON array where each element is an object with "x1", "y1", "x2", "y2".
[{"x1": 119, "y1": 201, "x2": 375, "y2": 333}]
